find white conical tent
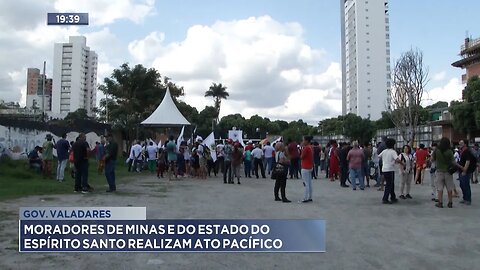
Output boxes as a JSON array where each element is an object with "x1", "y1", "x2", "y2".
[{"x1": 141, "y1": 88, "x2": 191, "y2": 127}]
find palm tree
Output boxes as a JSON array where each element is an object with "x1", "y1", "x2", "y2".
[{"x1": 204, "y1": 83, "x2": 229, "y2": 122}]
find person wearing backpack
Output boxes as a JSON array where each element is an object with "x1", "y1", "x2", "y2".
[
  {"x1": 432, "y1": 137, "x2": 457, "y2": 208},
  {"x1": 458, "y1": 140, "x2": 476, "y2": 205},
  {"x1": 399, "y1": 145, "x2": 414, "y2": 199}
]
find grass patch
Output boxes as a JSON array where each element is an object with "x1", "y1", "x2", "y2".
[{"x1": 0, "y1": 158, "x2": 134, "y2": 201}]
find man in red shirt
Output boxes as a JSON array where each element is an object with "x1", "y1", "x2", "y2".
[
  {"x1": 301, "y1": 136, "x2": 314, "y2": 203},
  {"x1": 415, "y1": 144, "x2": 429, "y2": 184}
]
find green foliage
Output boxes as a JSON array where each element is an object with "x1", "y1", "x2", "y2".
[
  {"x1": 426, "y1": 101, "x2": 448, "y2": 110},
  {"x1": 375, "y1": 111, "x2": 395, "y2": 130},
  {"x1": 204, "y1": 83, "x2": 229, "y2": 121},
  {"x1": 450, "y1": 76, "x2": 480, "y2": 135},
  {"x1": 342, "y1": 114, "x2": 375, "y2": 144},
  {"x1": 281, "y1": 128, "x2": 302, "y2": 143},
  {"x1": 98, "y1": 63, "x2": 184, "y2": 145},
  {"x1": 64, "y1": 108, "x2": 90, "y2": 123}
]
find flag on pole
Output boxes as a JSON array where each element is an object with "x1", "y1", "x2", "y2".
[
  {"x1": 177, "y1": 125, "x2": 185, "y2": 150},
  {"x1": 228, "y1": 130, "x2": 245, "y2": 147},
  {"x1": 203, "y1": 132, "x2": 217, "y2": 162}
]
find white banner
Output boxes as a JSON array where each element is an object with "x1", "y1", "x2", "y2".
[{"x1": 228, "y1": 130, "x2": 245, "y2": 147}]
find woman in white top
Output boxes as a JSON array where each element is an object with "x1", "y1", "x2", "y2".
[
  {"x1": 399, "y1": 145, "x2": 414, "y2": 199},
  {"x1": 378, "y1": 138, "x2": 404, "y2": 204}
]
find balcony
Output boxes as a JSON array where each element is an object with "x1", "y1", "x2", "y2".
[{"x1": 461, "y1": 37, "x2": 480, "y2": 52}]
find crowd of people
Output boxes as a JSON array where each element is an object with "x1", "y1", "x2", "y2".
[
  {"x1": 26, "y1": 131, "x2": 478, "y2": 207},
  {"x1": 124, "y1": 134, "x2": 477, "y2": 207},
  {"x1": 27, "y1": 133, "x2": 118, "y2": 194}
]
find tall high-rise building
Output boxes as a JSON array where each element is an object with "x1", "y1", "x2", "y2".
[
  {"x1": 26, "y1": 68, "x2": 52, "y2": 111},
  {"x1": 341, "y1": 0, "x2": 391, "y2": 120},
  {"x1": 51, "y1": 36, "x2": 98, "y2": 118}
]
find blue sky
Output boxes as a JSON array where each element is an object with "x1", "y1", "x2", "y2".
[{"x1": 0, "y1": 0, "x2": 478, "y2": 123}]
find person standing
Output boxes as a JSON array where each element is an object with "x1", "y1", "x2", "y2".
[
  {"x1": 95, "y1": 138, "x2": 106, "y2": 174},
  {"x1": 231, "y1": 144, "x2": 243, "y2": 184},
  {"x1": 458, "y1": 140, "x2": 475, "y2": 205},
  {"x1": 378, "y1": 138, "x2": 403, "y2": 204},
  {"x1": 273, "y1": 142, "x2": 291, "y2": 203},
  {"x1": 347, "y1": 141, "x2": 365, "y2": 190},
  {"x1": 73, "y1": 133, "x2": 91, "y2": 193},
  {"x1": 319, "y1": 145, "x2": 326, "y2": 173},
  {"x1": 129, "y1": 140, "x2": 142, "y2": 172},
  {"x1": 42, "y1": 134, "x2": 55, "y2": 179},
  {"x1": 329, "y1": 141, "x2": 340, "y2": 181},
  {"x1": 339, "y1": 143, "x2": 350, "y2": 188},
  {"x1": 146, "y1": 141, "x2": 158, "y2": 173},
  {"x1": 252, "y1": 144, "x2": 266, "y2": 179},
  {"x1": 301, "y1": 136, "x2": 314, "y2": 203},
  {"x1": 157, "y1": 148, "x2": 166, "y2": 178},
  {"x1": 324, "y1": 143, "x2": 331, "y2": 178},
  {"x1": 471, "y1": 143, "x2": 480, "y2": 184},
  {"x1": 399, "y1": 145, "x2": 414, "y2": 199},
  {"x1": 263, "y1": 142, "x2": 275, "y2": 175},
  {"x1": 183, "y1": 143, "x2": 191, "y2": 177},
  {"x1": 104, "y1": 134, "x2": 118, "y2": 192},
  {"x1": 376, "y1": 137, "x2": 387, "y2": 189},
  {"x1": 55, "y1": 133, "x2": 70, "y2": 182},
  {"x1": 312, "y1": 142, "x2": 321, "y2": 179},
  {"x1": 166, "y1": 136, "x2": 178, "y2": 180},
  {"x1": 223, "y1": 139, "x2": 233, "y2": 183},
  {"x1": 244, "y1": 146, "x2": 252, "y2": 178},
  {"x1": 432, "y1": 137, "x2": 456, "y2": 208},
  {"x1": 287, "y1": 139, "x2": 300, "y2": 179},
  {"x1": 414, "y1": 144, "x2": 429, "y2": 184},
  {"x1": 363, "y1": 144, "x2": 373, "y2": 187},
  {"x1": 429, "y1": 143, "x2": 438, "y2": 201}
]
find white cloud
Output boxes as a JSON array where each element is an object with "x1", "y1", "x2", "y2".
[
  {"x1": 128, "y1": 31, "x2": 166, "y2": 65},
  {"x1": 138, "y1": 16, "x2": 340, "y2": 124},
  {"x1": 54, "y1": 0, "x2": 156, "y2": 25},
  {"x1": 423, "y1": 77, "x2": 463, "y2": 106},
  {"x1": 432, "y1": 71, "x2": 446, "y2": 82}
]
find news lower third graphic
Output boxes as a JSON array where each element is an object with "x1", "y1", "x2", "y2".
[{"x1": 19, "y1": 207, "x2": 326, "y2": 252}]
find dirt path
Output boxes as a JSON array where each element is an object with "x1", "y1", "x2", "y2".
[{"x1": 0, "y1": 173, "x2": 479, "y2": 270}]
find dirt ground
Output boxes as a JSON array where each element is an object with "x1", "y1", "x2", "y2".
[{"x1": 0, "y1": 171, "x2": 479, "y2": 270}]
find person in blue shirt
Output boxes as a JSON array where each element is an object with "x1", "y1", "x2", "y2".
[
  {"x1": 55, "y1": 133, "x2": 70, "y2": 182},
  {"x1": 28, "y1": 146, "x2": 43, "y2": 172}
]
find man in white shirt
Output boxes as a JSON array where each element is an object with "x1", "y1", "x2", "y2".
[
  {"x1": 130, "y1": 141, "x2": 143, "y2": 172},
  {"x1": 252, "y1": 144, "x2": 266, "y2": 179},
  {"x1": 263, "y1": 142, "x2": 275, "y2": 175},
  {"x1": 146, "y1": 141, "x2": 157, "y2": 173}
]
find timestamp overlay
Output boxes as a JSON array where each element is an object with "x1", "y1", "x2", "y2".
[{"x1": 47, "y1": 13, "x2": 89, "y2": 25}]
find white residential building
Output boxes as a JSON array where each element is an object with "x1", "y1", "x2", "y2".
[
  {"x1": 51, "y1": 36, "x2": 98, "y2": 118},
  {"x1": 341, "y1": 0, "x2": 391, "y2": 120}
]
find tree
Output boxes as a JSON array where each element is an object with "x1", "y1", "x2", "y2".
[
  {"x1": 98, "y1": 63, "x2": 184, "y2": 146},
  {"x1": 342, "y1": 113, "x2": 375, "y2": 145},
  {"x1": 64, "y1": 108, "x2": 90, "y2": 123},
  {"x1": 450, "y1": 76, "x2": 480, "y2": 139},
  {"x1": 375, "y1": 111, "x2": 395, "y2": 130},
  {"x1": 388, "y1": 48, "x2": 429, "y2": 146},
  {"x1": 204, "y1": 83, "x2": 229, "y2": 122}
]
